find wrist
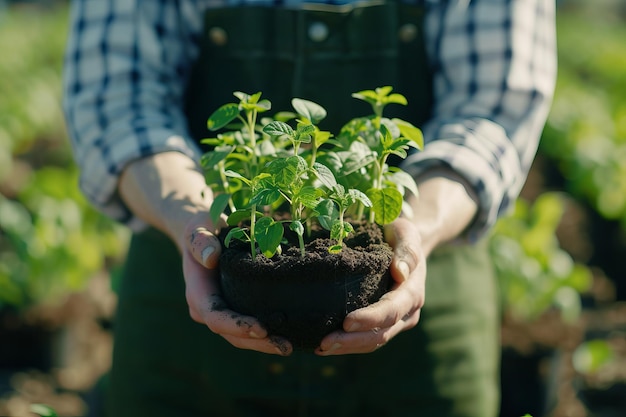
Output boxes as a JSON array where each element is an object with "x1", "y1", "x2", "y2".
[
  {"x1": 408, "y1": 168, "x2": 479, "y2": 256},
  {"x1": 119, "y1": 152, "x2": 215, "y2": 249}
]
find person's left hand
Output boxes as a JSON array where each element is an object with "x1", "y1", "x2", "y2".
[{"x1": 314, "y1": 217, "x2": 426, "y2": 355}]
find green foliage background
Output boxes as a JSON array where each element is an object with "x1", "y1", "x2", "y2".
[
  {"x1": 0, "y1": 0, "x2": 623, "y2": 321},
  {"x1": 0, "y1": 4, "x2": 129, "y2": 309},
  {"x1": 542, "y1": 1, "x2": 626, "y2": 226}
]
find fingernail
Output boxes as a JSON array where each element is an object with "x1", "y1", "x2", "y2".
[
  {"x1": 249, "y1": 331, "x2": 261, "y2": 339},
  {"x1": 398, "y1": 261, "x2": 410, "y2": 281},
  {"x1": 325, "y1": 343, "x2": 342, "y2": 354},
  {"x1": 201, "y1": 245, "x2": 215, "y2": 265},
  {"x1": 347, "y1": 322, "x2": 361, "y2": 332}
]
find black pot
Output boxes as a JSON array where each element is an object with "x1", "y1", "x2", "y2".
[{"x1": 219, "y1": 242, "x2": 393, "y2": 350}]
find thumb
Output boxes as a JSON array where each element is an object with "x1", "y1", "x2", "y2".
[
  {"x1": 384, "y1": 219, "x2": 421, "y2": 282},
  {"x1": 186, "y1": 223, "x2": 222, "y2": 269}
]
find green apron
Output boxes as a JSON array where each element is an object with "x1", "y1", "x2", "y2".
[{"x1": 107, "y1": 3, "x2": 500, "y2": 417}]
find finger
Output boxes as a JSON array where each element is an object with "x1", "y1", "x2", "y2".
[
  {"x1": 223, "y1": 334, "x2": 293, "y2": 356},
  {"x1": 186, "y1": 225, "x2": 222, "y2": 269},
  {"x1": 384, "y1": 219, "x2": 421, "y2": 283},
  {"x1": 344, "y1": 267, "x2": 425, "y2": 332},
  {"x1": 316, "y1": 311, "x2": 421, "y2": 356}
]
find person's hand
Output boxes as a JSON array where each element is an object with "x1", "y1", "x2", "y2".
[
  {"x1": 315, "y1": 217, "x2": 426, "y2": 355},
  {"x1": 181, "y1": 212, "x2": 293, "y2": 356},
  {"x1": 119, "y1": 152, "x2": 293, "y2": 355}
]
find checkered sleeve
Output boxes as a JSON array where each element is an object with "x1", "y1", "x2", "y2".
[
  {"x1": 62, "y1": 0, "x2": 205, "y2": 229},
  {"x1": 402, "y1": 0, "x2": 557, "y2": 241}
]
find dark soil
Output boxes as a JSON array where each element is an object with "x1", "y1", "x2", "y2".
[{"x1": 218, "y1": 222, "x2": 393, "y2": 350}]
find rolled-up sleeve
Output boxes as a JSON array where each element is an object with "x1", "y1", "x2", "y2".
[
  {"x1": 402, "y1": 0, "x2": 557, "y2": 241},
  {"x1": 62, "y1": 0, "x2": 204, "y2": 229}
]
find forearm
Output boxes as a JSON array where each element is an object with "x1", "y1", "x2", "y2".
[
  {"x1": 403, "y1": 0, "x2": 556, "y2": 240},
  {"x1": 407, "y1": 168, "x2": 479, "y2": 257},
  {"x1": 118, "y1": 152, "x2": 214, "y2": 249}
]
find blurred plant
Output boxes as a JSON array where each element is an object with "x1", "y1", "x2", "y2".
[
  {"x1": 0, "y1": 4, "x2": 129, "y2": 310},
  {"x1": 573, "y1": 339, "x2": 615, "y2": 375},
  {"x1": 490, "y1": 193, "x2": 593, "y2": 323},
  {"x1": 0, "y1": 5, "x2": 69, "y2": 167},
  {"x1": 0, "y1": 167, "x2": 129, "y2": 308},
  {"x1": 541, "y1": 9, "x2": 626, "y2": 228},
  {"x1": 30, "y1": 404, "x2": 58, "y2": 417}
]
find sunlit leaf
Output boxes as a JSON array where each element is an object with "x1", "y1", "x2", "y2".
[
  {"x1": 367, "y1": 187, "x2": 403, "y2": 225},
  {"x1": 255, "y1": 216, "x2": 284, "y2": 258},
  {"x1": 207, "y1": 103, "x2": 239, "y2": 131},
  {"x1": 292, "y1": 98, "x2": 327, "y2": 124}
]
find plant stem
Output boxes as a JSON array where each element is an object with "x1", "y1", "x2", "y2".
[
  {"x1": 247, "y1": 110, "x2": 258, "y2": 171},
  {"x1": 218, "y1": 160, "x2": 236, "y2": 212},
  {"x1": 338, "y1": 209, "x2": 346, "y2": 247},
  {"x1": 250, "y1": 204, "x2": 257, "y2": 261},
  {"x1": 298, "y1": 232, "x2": 305, "y2": 258}
]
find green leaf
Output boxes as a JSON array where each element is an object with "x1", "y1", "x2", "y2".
[
  {"x1": 267, "y1": 156, "x2": 307, "y2": 187},
  {"x1": 200, "y1": 146, "x2": 235, "y2": 169},
  {"x1": 224, "y1": 227, "x2": 248, "y2": 247},
  {"x1": 330, "y1": 218, "x2": 350, "y2": 241},
  {"x1": 532, "y1": 192, "x2": 564, "y2": 228},
  {"x1": 313, "y1": 162, "x2": 338, "y2": 189},
  {"x1": 295, "y1": 186, "x2": 320, "y2": 209},
  {"x1": 226, "y1": 209, "x2": 257, "y2": 226},
  {"x1": 273, "y1": 111, "x2": 297, "y2": 122},
  {"x1": 389, "y1": 169, "x2": 419, "y2": 197},
  {"x1": 352, "y1": 90, "x2": 379, "y2": 104},
  {"x1": 573, "y1": 339, "x2": 614, "y2": 375},
  {"x1": 262, "y1": 121, "x2": 294, "y2": 137},
  {"x1": 255, "y1": 216, "x2": 284, "y2": 258},
  {"x1": 385, "y1": 93, "x2": 408, "y2": 106},
  {"x1": 316, "y1": 199, "x2": 339, "y2": 231},
  {"x1": 287, "y1": 155, "x2": 309, "y2": 174},
  {"x1": 250, "y1": 186, "x2": 282, "y2": 207},
  {"x1": 376, "y1": 86, "x2": 393, "y2": 96},
  {"x1": 207, "y1": 103, "x2": 240, "y2": 131},
  {"x1": 348, "y1": 188, "x2": 372, "y2": 207},
  {"x1": 367, "y1": 187, "x2": 403, "y2": 225},
  {"x1": 565, "y1": 264, "x2": 593, "y2": 292},
  {"x1": 224, "y1": 170, "x2": 252, "y2": 186},
  {"x1": 30, "y1": 404, "x2": 58, "y2": 417},
  {"x1": 393, "y1": 118, "x2": 424, "y2": 150},
  {"x1": 328, "y1": 244, "x2": 343, "y2": 254},
  {"x1": 313, "y1": 130, "x2": 332, "y2": 148},
  {"x1": 387, "y1": 146, "x2": 408, "y2": 159},
  {"x1": 292, "y1": 98, "x2": 327, "y2": 123},
  {"x1": 379, "y1": 123, "x2": 394, "y2": 149},
  {"x1": 269, "y1": 162, "x2": 298, "y2": 186},
  {"x1": 553, "y1": 286, "x2": 582, "y2": 324},
  {"x1": 290, "y1": 220, "x2": 305, "y2": 236},
  {"x1": 254, "y1": 99, "x2": 272, "y2": 112},
  {"x1": 295, "y1": 123, "x2": 315, "y2": 143},
  {"x1": 209, "y1": 193, "x2": 230, "y2": 225},
  {"x1": 233, "y1": 91, "x2": 252, "y2": 102}
]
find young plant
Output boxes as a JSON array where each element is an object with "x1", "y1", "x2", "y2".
[
  {"x1": 332, "y1": 86, "x2": 423, "y2": 224},
  {"x1": 201, "y1": 87, "x2": 423, "y2": 260},
  {"x1": 313, "y1": 162, "x2": 372, "y2": 253}
]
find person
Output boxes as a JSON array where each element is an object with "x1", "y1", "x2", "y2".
[{"x1": 62, "y1": 0, "x2": 556, "y2": 416}]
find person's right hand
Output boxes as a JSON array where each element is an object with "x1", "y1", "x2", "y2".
[{"x1": 181, "y1": 212, "x2": 293, "y2": 356}]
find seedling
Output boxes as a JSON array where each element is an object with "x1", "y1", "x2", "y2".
[{"x1": 201, "y1": 87, "x2": 423, "y2": 260}]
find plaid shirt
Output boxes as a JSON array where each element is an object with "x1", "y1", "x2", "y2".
[{"x1": 63, "y1": 0, "x2": 557, "y2": 240}]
